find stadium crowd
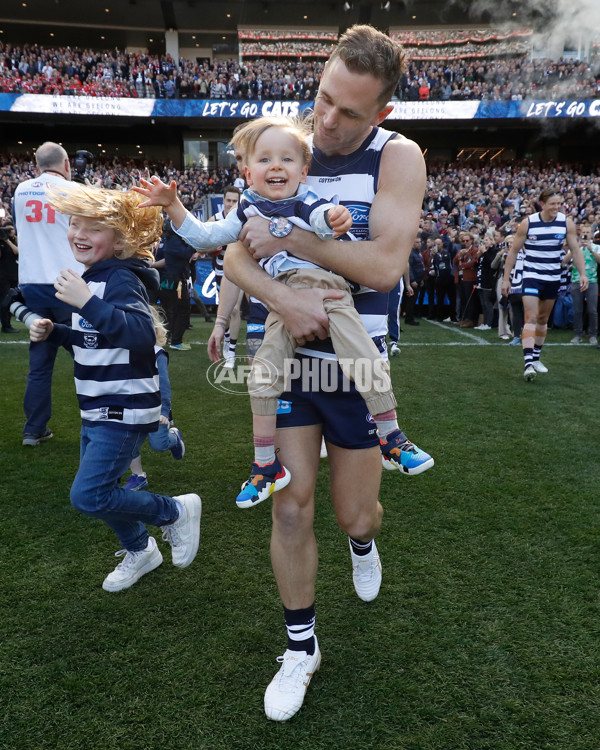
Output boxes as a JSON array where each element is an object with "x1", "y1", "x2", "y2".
[
  {"x1": 1, "y1": 40, "x2": 598, "y2": 102},
  {"x1": 2, "y1": 153, "x2": 599, "y2": 228}
]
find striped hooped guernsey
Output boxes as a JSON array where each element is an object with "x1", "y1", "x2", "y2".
[
  {"x1": 49, "y1": 257, "x2": 161, "y2": 432},
  {"x1": 211, "y1": 210, "x2": 226, "y2": 281},
  {"x1": 522, "y1": 211, "x2": 568, "y2": 283},
  {"x1": 300, "y1": 126, "x2": 399, "y2": 359}
]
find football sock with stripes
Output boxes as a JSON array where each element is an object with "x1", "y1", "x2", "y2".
[
  {"x1": 284, "y1": 604, "x2": 316, "y2": 655},
  {"x1": 349, "y1": 537, "x2": 373, "y2": 557},
  {"x1": 229, "y1": 337, "x2": 237, "y2": 356},
  {"x1": 533, "y1": 324, "x2": 547, "y2": 361},
  {"x1": 522, "y1": 323, "x2": 536, "y2": 369}
]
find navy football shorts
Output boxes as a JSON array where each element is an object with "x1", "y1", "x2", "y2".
[
  {"x1": 275, "y1": 354, "x2": 380, "y2": 450},
  {"x1": 522, "y1": 278, "x2": 560, "y2": 300}
]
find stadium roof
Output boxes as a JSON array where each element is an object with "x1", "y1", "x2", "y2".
[{"x1": 0, "y1": 0, "x2": 538, "y2": 53}]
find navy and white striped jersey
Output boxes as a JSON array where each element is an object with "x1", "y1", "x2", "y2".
[
  {"x1": 522, "y1": 211, "x2": 567, "y2": 282},
  {"x1": 49, "y1": 257, "x2": 161, "y2": 432},
  {"x1": 211, "y1": 210, "x2": 226, "y2": 281},
  {"x1": 300, "y1": 126, "x2": 399, "y2": 359}
]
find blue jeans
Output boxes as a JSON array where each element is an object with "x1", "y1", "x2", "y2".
[
  {"x1": 571, "y1": 281, "x2": 598, "y2": 337},
  {"x1": 21, "y1": 284, "x2": 76, "y2": 436},
  {"x1": 132, "y1": 423, "x2": 175, "y2": 458},
  {"x1": 70, "y1": 424, "x2": 180, "y2": 551}
]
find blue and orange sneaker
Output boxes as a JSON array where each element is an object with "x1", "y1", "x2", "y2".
[
  {"x1": 236, "y1": 457, "x2": 291, "y2": 509},
  {"x1": 380, "y1": 429, "x2": 434, "y2": 476}
]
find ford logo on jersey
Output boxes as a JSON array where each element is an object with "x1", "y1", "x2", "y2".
[
  {"x1": 79, "y1": 318, "x2": 95, "y2": 330},
  {"x1": 345, "y1": 204, "x2": 369, "y2": 225}
]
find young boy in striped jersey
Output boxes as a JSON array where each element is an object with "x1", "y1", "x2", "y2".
[
  {"x1": 29, "y1": 184, "x2": 201, "y2": 592},
  {"x1": 136, "y1": 116, "x2": 426, "y2": 509}
]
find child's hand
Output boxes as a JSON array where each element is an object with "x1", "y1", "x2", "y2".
[
  {"x1": 30, "y1": 318, "x2": 54, "y2": 342},
  {"x1": 54, "y1": 269, "x2": 93, "y2": 309},
  {"x1": 327, "y1": 205, "x2": 353, "y2": 237},
  {"x1": 159, "y1": 415, "x2": 169, "y2": 426},
  {"x1": 134, "y1": 176, "x2": 179, "y2": 209}
]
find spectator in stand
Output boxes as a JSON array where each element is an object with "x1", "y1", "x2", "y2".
[
  {"x1": 563, "y1": 223, "x2": 599, "y2": 345},
  {"x1": 456, "y1": 231, "x2": 479, "y2": 327},
  {"x1": 433, "y1": 234, "x2": 456, "y2": 321},
  {"x1": 406, "y1": 242, "x2": 424, "y2": 326},
  {"x1": 475, "y1": 233, "x2": 497, "y2": 330},
  {"x1": 0, "y1": 218, "x2": 19, "y2": 333},
  {"x1": 490, "y1": 230, "x2": 512, "y2": 340}
]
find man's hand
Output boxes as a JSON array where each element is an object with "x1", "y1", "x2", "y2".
[
  {"x1": 30, "y1": 318, "x2": 54, "y2": 342},
  {"x1": 275, "y1": 286, "x2": 345, "y2": 345},
  {"x1": 579, "y1": 273, "x2": 589, "y2": 292},
  {"x1": 54, "y1": 269, "x2": 93, "y2": 309},
  {"x1": 327, "y1": 205, "x2": 353, "y2": 237},
  {"x1": 239, "y1": 215, "x2": 290, "y2": 259},
  {"x1": 207, "y1": 325, "x2": 226, "y2": 362}
]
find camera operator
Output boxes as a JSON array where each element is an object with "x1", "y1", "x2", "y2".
[
  {"x1": 12, "y1": 141, "x2": 84, "y2": 446},
  {"x1": 563, "y1": 223, "x2": 600, "y2": 345},
  {"x1": 0, "y1": 216, "x2": 19, "y2": 333}
]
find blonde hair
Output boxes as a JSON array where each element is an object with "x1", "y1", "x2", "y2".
[
  {"x1": 229, "y1": 115, "x2": 312, "y2": 169},
  {"x1": 47, "y1": 183, "x2": 163, "y2": 261}
]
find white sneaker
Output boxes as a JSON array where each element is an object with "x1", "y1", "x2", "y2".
[
  {"x1": 475, "y1": 324, "x2": 491, "y2": 331},
  {"x1": 161, "y1": 493, "x2": 202, "y2": 568},
  {"x1": 390, "y1": 342, "x2": 400, "y2": 356},
  {"x1": 264, "y1": 638, "x2": 321, "y2": 721},
  {"x1": 102, "y1": 536, "x2": 163, "y2": 592},
  {"x1": 589, "y1": 336, "x2": 598, "y2": 345},
  {"x1": 570, "y1": 336, "x2": 581, "y2": 344},
  {"x1": 349, "y1": 539, "x2": 382, "y2": 602},
  {"x1": 532, "y1": 360, "x2": 548, "y2": 373},
  {"x1": 223, "y1": 352, "x2": 235, "y2": 369},
  {"x1": 524, "y1": 365, "x2": 536, "y2": 382}
]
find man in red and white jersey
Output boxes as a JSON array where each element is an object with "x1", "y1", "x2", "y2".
[{"x1": 13, "y1": 141, "x2": 84, "y2": 446}]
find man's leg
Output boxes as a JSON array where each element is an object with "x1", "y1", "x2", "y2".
[
  {"x1": 329, "y1": 443, "x2": 383, "y2": 603},
  {"x1": 264, "y1": 424, "x2": 322, "y2": 722}
]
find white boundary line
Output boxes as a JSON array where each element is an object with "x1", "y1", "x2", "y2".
[{"x1": 426, "y1": 318, "x2": 490, "y2": 344}]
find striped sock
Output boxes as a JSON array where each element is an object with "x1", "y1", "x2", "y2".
[
  {"x1": 284, "y1": 604, "x2": 316, "y2": 655},
  {"x1": 374, "y1": 409, "x2": 398, "y2": 441},
  {"x1": 254, "y1": 436, "x2": 275, "y2": 466},
  {"x1": 523, "y1": 348, "x2": 534, "y2": 369},
  {"x1": 533, "y1": 345, "x2": 542, "y2": 362},
  {"x1": 349, "y1": 536, "x2": 373, "y2": 557}
]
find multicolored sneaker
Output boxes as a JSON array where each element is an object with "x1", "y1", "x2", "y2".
[
  {"x1": 168, "y1": 427, "x2": 185, "y2": 460},
  {"x1": 236, "y1": 457, "x2": 291, "y2": 508},
  {"x1": 380, "y1": 429, "x2": 434, "y2": 475},
  {"x1": 122, "y1": 473, "x2": 148, "y2": 491}
]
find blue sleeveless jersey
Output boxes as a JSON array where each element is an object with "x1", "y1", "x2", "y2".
[
  {"x1": 523, "y1": 211, "x2": 567, "y2": 283},
  {"x1": 299, "y1": 126, "x2": 398, "y2": 358}
]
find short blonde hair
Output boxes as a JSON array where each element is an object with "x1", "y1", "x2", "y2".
[
  {"x1": 229, "y1": 115, "x2": 312, "y2": 169},
  {"x1": 47, "y1": 183, "x2": 162, "y2": 261}
]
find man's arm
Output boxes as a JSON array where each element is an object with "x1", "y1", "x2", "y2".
[
  {"x1": 239, "y1": 137, "x2": 426, "y2": 293},
  {"x1": 565, "y1": 218, "x2": 589, "y2": 291}
]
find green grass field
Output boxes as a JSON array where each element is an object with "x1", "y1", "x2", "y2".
[{"x1": 1, "y1": 318, "x2": 599, "y2": 750}]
